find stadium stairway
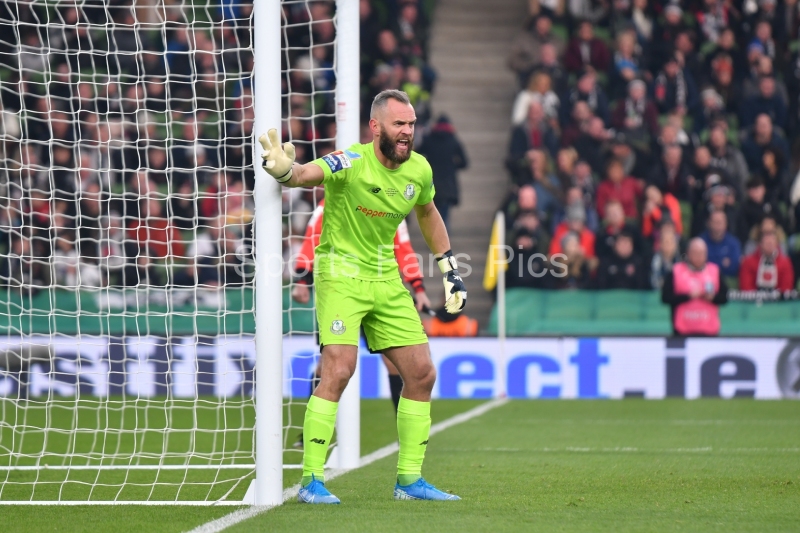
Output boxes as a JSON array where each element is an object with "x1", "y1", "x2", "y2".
[{"x1": 408, "y1": 0, "x2": 526, "y2": 327}]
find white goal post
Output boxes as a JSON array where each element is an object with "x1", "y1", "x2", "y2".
[{"x1": 0, "y1": 0, "x2": 361, "y2": 505}]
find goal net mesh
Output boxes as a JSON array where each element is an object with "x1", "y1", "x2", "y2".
[{"x1": 0, "y1": 0, "x2": 330, "y2": 503}]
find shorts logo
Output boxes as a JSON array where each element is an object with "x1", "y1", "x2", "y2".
[
  {"x1": 322, "y1": 151, "x2": 352, "y2": 173},
  {"x1": 370, "y1": 187, "x2": 381, "y2": 194},
  {"x1": 330, "y1": 319, "x2": 346, "y2": 335},
  {"x1": 386, "y1": 187, "x2": 398, "y2": 197},
  {"x1": 403, "y1": 183, "x2": 415, "y2": 200}
]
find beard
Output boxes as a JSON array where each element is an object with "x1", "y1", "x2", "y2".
[{"x1": 378, "y1": 128, "x2": 413, "y2": 164}]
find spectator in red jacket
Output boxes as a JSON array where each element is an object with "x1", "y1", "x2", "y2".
[
  {"x1": 595, "y1": 158, "x2": 643, "y2": 220},
  {"x1": 739, "y1": 231, "x2": 796, "y2": 291},
  {"x1": 549, "y1": 202, "x2": 596, "y2": 260},
  {"x1": 564, "y1": 20, "x2": 611, "y2": 75},
  {"x1": 129, "y1": 198, "x2": 186, "y2": 260},
  {"x1": 641, "y1": 184, "x2": 683, "y2": 239}
]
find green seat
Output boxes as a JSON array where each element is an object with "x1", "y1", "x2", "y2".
[
  {"x1": 542, "y1": 292, "x2": 592, "y2": 320},
  {"x1": 594, "y1": 290, "x2": 644, "y2": 321}
]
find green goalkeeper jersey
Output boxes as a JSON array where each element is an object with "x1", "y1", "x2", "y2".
[{"x1": 310, "y1": 142, "x2": 435, "y2": 281}]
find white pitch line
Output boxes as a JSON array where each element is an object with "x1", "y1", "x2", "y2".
[{"x1": 187, "y1": 398, "x2": 508, "y2": 533}]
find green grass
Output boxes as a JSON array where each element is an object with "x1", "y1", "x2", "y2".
[
  {"x1": 0, "y1": 399, "x2": 482, "y2": 532},
  {"x1": 235, "y1": 400, "x2": 800, "y2": 533},
  {"x1": 3, "y1": 400, "x2": 800, "y2": 532}
]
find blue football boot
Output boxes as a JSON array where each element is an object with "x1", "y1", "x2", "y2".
[
  {"x1": 297, "y1": 474, "x2": 341, "y2": 504},
  {"x1": 393, "y1": 477, "x2": 461, "y2": 501}
]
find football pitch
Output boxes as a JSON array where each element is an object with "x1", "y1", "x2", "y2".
[{"x1": 3, "y1": 399, "x2": 799, "y2": 532}]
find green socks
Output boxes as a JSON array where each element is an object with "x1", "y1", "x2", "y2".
[
  {"x1": 396, "y1": 397, "x2": 431, "y2": 486},
  {"x1": 301, "y1": 395, "x2": 338, "y2": 486}
]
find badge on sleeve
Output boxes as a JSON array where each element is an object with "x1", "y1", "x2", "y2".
[{"x1": 322, "y1": 150, "x2": 360, "y2": 173}]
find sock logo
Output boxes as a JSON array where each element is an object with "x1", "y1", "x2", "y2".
[
  {"x1": 419, "y1": 440, "x2": 428, "y2": 445},
  {"x1": 310, "y1": 438, "x2": 327, "y2": 445}
]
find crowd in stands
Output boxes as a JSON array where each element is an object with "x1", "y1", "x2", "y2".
[
  {"x1": 0, "y1": 0, "x2": 436, "y2": 296},
  {"x1": 502, "y1": 0, "x2": 800, "y2": 293}
]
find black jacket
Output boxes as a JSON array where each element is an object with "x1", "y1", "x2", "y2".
[
  {"x1": 418, "y1": 125, "x2": 468, "y2": 205},
  {"x1": 596, "y1": 253, "x2": 647, "y2": 290}
]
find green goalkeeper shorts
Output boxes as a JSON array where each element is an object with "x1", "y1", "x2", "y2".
[{"x1": 315, "y1": 274, "x2": 428, "y2": 352}]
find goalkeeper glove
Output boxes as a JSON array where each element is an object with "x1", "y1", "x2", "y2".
[
  {"x1": 435, "y1": 250, "x2": 466, "y2": 314},
  {"x1": 258, "y1": 128, "x2": 295, "y2": 183}
]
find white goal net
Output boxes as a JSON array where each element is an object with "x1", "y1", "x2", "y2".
[{"x1": 0, "y1": 0, "x2": 344, "y2": 504}]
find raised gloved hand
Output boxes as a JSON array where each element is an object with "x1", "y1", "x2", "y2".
[
  {"x1": 435, "y1": 250, "x2": 466, "y2": 314},
  {"x1": 258, "y1": 128, "x2": 295, "y2": 183}
]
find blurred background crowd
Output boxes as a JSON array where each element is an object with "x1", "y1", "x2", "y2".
[
  {"x1": 500, "y1": 0, "x2": 800, "y2": 292},
  {"x1": 1, "y1": 0, "x2": 798, "y2": 301},
  {"x1": 0, "y1": 0, "x2": 441, "y2": 295}
]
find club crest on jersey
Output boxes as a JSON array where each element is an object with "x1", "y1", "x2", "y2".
[
  {"x1": 403, "y1": 183, "x2": 416, "y2": 200},
  {"x1": 322, "y1": 150, "x2": 353, "y2": 173},
  {"x1": 330, "y1": 319, "x2": 346, "y2": 335}
]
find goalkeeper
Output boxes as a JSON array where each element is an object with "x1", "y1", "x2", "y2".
[
  {"x1": 260, "y1": 89, "x2": 466, "y2": 503},
  {"x1": 291, "y1": 199, "x2": 431, "y2": 427}
]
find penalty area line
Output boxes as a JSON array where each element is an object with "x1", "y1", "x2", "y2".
[{"x1": 187, "y1": 398, "x2": 509, "y2": 533}]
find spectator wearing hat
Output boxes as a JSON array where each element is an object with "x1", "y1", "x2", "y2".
[
  {"x1": 596, "y1": 230, "x2": 648, "y2": 290},
  {"x1": 740, "y1": 76, "x2": 787, "y2": 130},
  {"x1": 707, "y1": 124, "x2": 749, "y2": 196},
  {"x1": 508, "y1": 14, "x2": 566, "y2": 87},
  {"x1": 700, "y1": 210, "x2": 742, "y2": 278},
  {"x1": 564, "y1": 20, "x2": 611, "y2": 75},
  {"x1": 739, "y1": 230, "x2": 796, "y2": 291},
  {"x1": 596, "y1": 158, "x2": 643, "y2": 220},
  {"x1": 662, "y1": 238, "x2": 728, "y2": 336},
  {"x1": 642, "y1": 184, "x2": 683, "y2": 240},
  {"x1": 549, "y1": 201, "x2": 596, "y2": 260},
  {"x1": 417, "y1": 115, "x2": 469, "y2": 228},
  {"x1": 736, "y1": 176, "x2": 785, "y2": 245},
  {"x1": 741, "y1": 114, "x2": 790, "y2": 177},
  {"x1": 611, "y1": 79, "x2": 659, "y2": 141}
]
